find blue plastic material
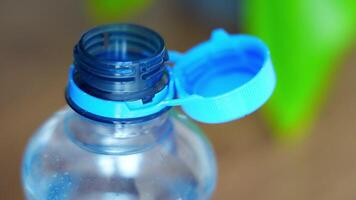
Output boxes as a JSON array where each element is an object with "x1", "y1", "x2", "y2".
[
  {"x1": 67, "y1": 27, "x2": 275, "y2": 123},
  {"x1": 171, "y1": 29, "x2": 276, "y2": 123}
]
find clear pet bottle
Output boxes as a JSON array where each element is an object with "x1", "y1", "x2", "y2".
[{"x1": 22, "y1": 24, "x2": 275, "y2": 200}]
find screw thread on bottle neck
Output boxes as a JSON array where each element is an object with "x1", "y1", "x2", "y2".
[{"x1": 72, "y1": 24, "x2": 169, "y2": 102}]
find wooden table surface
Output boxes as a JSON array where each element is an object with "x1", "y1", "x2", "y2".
[{"x1": 0, "y1": 0, "x2": 355, "y2": 199}]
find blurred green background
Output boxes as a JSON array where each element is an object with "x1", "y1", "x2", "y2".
[{"x1": 0, "y1": 0, "x2": 355, "y2": 199}]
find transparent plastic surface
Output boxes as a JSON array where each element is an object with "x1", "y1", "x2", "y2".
[{"x1": 22, "y1": 107, "x2": 216, "y2": 200}]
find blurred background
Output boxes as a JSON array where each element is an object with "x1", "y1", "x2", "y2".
[{"x1": 0, "y1": 0, "x2": 355, "y2": 199}]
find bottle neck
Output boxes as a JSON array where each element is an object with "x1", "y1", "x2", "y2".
[
  {"x1": 72, "y1": 24, "x2": 168, "y2": 102},
  {"x1": 67, "y1": 24, "x2": 170, "y2": 123},
  {"x1": 64, "y1": 108, "x2": 172, "y2": 155},
  {"x1": 65, "y1": 24, "x2": 173, "y2": 154}
]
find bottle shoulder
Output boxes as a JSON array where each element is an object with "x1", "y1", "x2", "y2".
[{"x1": 27, "y1": 107, "x2": 212, "y2": 155}]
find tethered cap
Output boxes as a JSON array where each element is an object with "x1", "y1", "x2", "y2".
[
  {"x1": 67, "y1": 25, "x2": 276, "y2": 123},
  {"x1": 170, "y1": 29, "x2": 276, "y2": 123}
]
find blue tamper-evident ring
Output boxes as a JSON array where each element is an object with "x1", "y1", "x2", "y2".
[{"x1": 67, "y1": 66, "x2": 175, "y2": 119}]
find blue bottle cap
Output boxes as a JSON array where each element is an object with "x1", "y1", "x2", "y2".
[
  {"x1": 67, "y1": 25, "x2": 275, "y2": 123},
  {"x1": 169, "y1": 29, "x2": 276, "y2": 123}
]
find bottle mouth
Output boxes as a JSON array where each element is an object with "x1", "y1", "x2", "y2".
[
  {"x1": 78, "y1": 23, "x2": 165, "y2": 64},
  {"x1": 72, "y1": 24, "x2": 169, "y2": 101}
]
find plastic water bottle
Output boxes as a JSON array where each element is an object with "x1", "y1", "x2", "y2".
[{"x1": 22, "y1": 24, "x2": 275, "y2": 200}]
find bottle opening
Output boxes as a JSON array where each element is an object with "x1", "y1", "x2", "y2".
[{"x1": 80, "y1": 24, "x2": 164, "y2": 62}]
